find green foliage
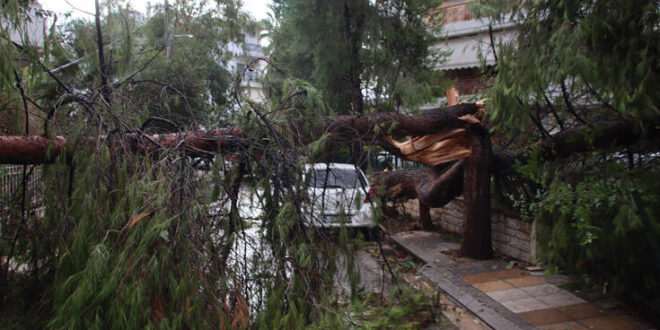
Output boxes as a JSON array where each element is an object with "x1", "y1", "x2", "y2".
[
  {"x1": 308, "y1": 133, "x2": 329, "y2": 161},
  {"x1": 268, "y1": 0, "x2": 444, "y2": 114},
  {"x1": 309, "y1": 286, "x2": 437, "y2": 329},
  {"x1": 273, "y1": 78, "x2": 333, "y2": 128},
  {"x1": 39, "y1": 0, "x2": 247, "y2": 129},
  {"x1": 1, "y1": 1, "x2": 401, "y2": 329},
  {"x1": 479, "y1": 0, "x2": 660, "y2": 313},
  {"x1": 480, "y1": 0, "x2": 660, "y2": 134},
  {"x1": 514, "y1": 157, "x2": 660, "y2": 309},
  {"x1": 43, "y1": 151, "x2": 218, "y2": 329}
]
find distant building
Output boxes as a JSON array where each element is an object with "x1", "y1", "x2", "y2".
[
  {"x1": 225, "y1": 29, "x2": 267, "y2": 103},
  {"x1": 0, "y1": 1, "x2": 47, "y2": 135},
  {"x1": 429, "y1": 0, "x2": 516, "y2": 101},
  {"x1": 1, "y1": 0, "x2": 47, "y2": 50},
  {"x1": 0, "y1": 2, "x2": 47, "y2": 197}
]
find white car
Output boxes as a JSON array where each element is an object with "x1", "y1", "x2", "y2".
[{"x1": 303, "y1": 163, "x2": 376, "y2": 229}]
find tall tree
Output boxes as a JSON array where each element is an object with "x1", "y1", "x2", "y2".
[
  {"x1": 38, "y1": 0, "x2": 248, "y2": 133},
  {"x1": 268, "y1": 0, "x2": 443, "y2": 116},
  {"x1": 478, "y1": 0, "x2": 660, "y2": 316},
  {"x1": 480, "y1": 0, "x2": 659, "y2": 135}
]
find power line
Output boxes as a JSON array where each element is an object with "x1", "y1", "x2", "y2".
[{"x1": 62, "y1": 0, "x2": 95, "y2": 16}]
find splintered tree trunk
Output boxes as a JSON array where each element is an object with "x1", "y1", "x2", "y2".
[{"x1": 460, "y1": 129, "x2": 493, "y2": 259}]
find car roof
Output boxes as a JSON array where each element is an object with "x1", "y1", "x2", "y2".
[{"x1": 305, "y1": 163, "x2": 360, "y2": 171}]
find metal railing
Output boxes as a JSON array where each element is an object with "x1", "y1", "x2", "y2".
[{"x1": 0, "y1": 165, "x2": 44, "y2": 217}]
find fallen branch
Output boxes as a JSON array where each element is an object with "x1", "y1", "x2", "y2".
[
  {"x1": 0, "y1": 128, "x2": 245, "y2": 165},
  {"x1": 538, "y1": 119, "x2": 660, "y2": 160},
  {"x1": 369, "y1": 161, "x2": 463, "y2": 208},
  {"x1": 327, "y1": 103, "x2": 481, "y2": 139}
]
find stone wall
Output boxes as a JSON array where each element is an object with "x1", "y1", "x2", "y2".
[{"x1": 404, "y1": 198, "x2": 536, "y2": 263}]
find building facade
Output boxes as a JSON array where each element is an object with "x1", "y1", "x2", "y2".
[
  {"x1": 1, "y1": 0, "x2": 47, "y2": 49},
  {"x1": 0, "y1": 1, "x2": 47, "y2": 135},
  {"x1": 225, "y1": 30, "x2": 267, "y2": 104},
  {"x1": 430, "y1": 0, "x2": 516, "y2": 99}
]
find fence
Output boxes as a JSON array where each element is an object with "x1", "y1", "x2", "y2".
[{"x1": 0, "y1": 165, "x2": 44, "y2": 218}]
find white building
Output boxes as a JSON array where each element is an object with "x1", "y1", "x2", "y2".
[
  {"x1": 423, "y1": 0, "x2": 516, "y2": 108},
  {"x1": 1, "y1": 0, "x2": 47, "y2": 49},
  {"x1": 225, "y1": 29, "x2": 267, "y2": 104}
]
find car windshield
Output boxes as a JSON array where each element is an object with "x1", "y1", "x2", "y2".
[{"x1": 307, "y1": 168, "x2": 366, "y2": 189}]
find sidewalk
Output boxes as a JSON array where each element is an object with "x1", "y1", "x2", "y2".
[{"x1": 390, "y1": 231, "x2": 655, "y2": 330}]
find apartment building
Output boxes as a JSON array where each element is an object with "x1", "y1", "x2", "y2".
[
  {"x1": 430, "y1": 0, "x2": 516, "y2": 100},
  {"x1": 225, "y1": 29, "x2": 267, "y2": 103}
]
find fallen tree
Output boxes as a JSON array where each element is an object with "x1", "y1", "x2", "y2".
[
  {"x1": 2, "y1": 103, "x2": 659, "y2": 259},
  {"x1": 326, "y1": 102, "x2": 494, "y2": 258},
  {"x1": 538, "y1": 119, "x2": 660, "y2": 160},
  {"x1": 0, "y1": 103, "x2": 496, "y2": 258},
  {"x1": 325, "y1": 105, "x2": 660, "y2": 258},
  {"x1": 326, "y1": 103, "x2": 481, "y2": 139},
  {"x1": 0, "y1": 128, "x2": 245, "y2": 165}
]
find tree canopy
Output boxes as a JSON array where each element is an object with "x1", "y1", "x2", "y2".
[
  {"x1": 2, "y1": 0, "x2": 660, "y2": 327},
  {"x1": 477, "y1": 0, "x2": 660, "y2": 314},
  {"x1": 479, "y1": 0, "x2": 659, "y2": 135},
  {"x1": 268, "y1": 0, "x2": 444, "y2": 115}
]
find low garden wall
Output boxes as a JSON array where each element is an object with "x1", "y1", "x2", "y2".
[{"x1": 404, "y1": 198, "x2": 536, "y2": 263}]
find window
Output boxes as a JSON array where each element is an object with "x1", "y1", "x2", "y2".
[{"x1": 307, "y1": 168, "x2": 366, "y2": 189}]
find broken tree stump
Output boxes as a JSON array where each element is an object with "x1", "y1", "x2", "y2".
[
  {"x1": 418, "y1": 200, "x2": 434, "y2": 230},
  {"x1": 460, "y1": 128, "x2": 493, "y2": 259}
]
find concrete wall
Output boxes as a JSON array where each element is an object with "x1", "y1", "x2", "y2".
[{"x1": 405, "y1": 198, "x2": 536, "y2": 263}]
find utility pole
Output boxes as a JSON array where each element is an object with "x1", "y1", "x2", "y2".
[
  {"x1": 94, "y1": 0, "x2": 111, "y2": 104},
  {"x1": 165, "y1": 0, "x2": 173, "y2": 59}
]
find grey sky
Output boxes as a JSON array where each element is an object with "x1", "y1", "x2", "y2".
[{"x1": 40, "y1": 0, "x2": 272, "y2": 21}]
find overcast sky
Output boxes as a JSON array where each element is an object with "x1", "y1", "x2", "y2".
[{"x1": 40, "y1": 0, "x2": 272, "y2": 21}]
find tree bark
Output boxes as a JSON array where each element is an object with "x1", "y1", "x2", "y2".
[
  {"x1": 369, "y1": 161, "x2": 463, "y2": 208},
  {"x1": 342, "y1": 1, "x2": 367, "y2": 168},
  {"x1": 0, "y1": 136, "x2": 66, "y2": 164},
  {"x1": 538, "y1": 119, "x2": 660, "y2": 160},
  {"x1": 460, "y1": 129, "x2": 493, "y2": 259},
  {"x1": 327, "y1": 103, "x2": 480, "y2": 141},
  {"x1": 0, "y1": 103, "x2": 477, "y2": 164},
  {"x1": 0, "y1": 129, "x2": 244, "y2": 165},
  {"x1": 416, "y1": 160, "x2": 464, "y2": 207},
  {"x1": 418, "y1": 200, "x2": 434, "y2": 230},
  {"x1": 94, "y1": 0, "x2": 112, "y2": 104}
]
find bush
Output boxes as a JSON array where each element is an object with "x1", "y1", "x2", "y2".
[{"x1": 522, "y1": 158, "x2": 660, "y2": 313}]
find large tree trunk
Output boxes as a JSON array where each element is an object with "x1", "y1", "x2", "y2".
[
  {"x1": 4, "y1": 110, "x2": 651, "y2": 166},
  {"x1": 369, "y1": 161, "x2": 464, "y2": 208},
  {"x1": 0, "y1": 136, "x2": 66, "y2": 164},
  {"x1": 327, "y1": 103, "x2": 480, "y2": 141},
  {"x1": 3, "y1": 104, "x2": 658, "y2": 262},
  {"x1": 330, "y1": 103, "x2": 489, "y2": 257},
  {"x1": 418, "y1": 201, "x2": 434, "y2": 230},
  {"x1": 94, "y1": 0, "x2": 112, "y2": 105},
  {"x1": 369, "y1": 137, "x2": 494, "y2": 259},
  {"x1": 0, "y1": 128, "x2": 244, "y2": 165},
  {"x1": 342, "y1": 1, "x2": 367, "y2": 168},
  {"x1": 538, "y1": 119, "x2": 660, "y2": 160},
  {"x1": 460, "y1": 129, "x2": 493, "y2": 259}
]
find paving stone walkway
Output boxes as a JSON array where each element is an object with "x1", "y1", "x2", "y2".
[
  {"x1": 464, "y1": 269, "x2": 648, "y2": 329},
  {"x1": 391, "y1": 231, "x2": 655, "y2": 330}
]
